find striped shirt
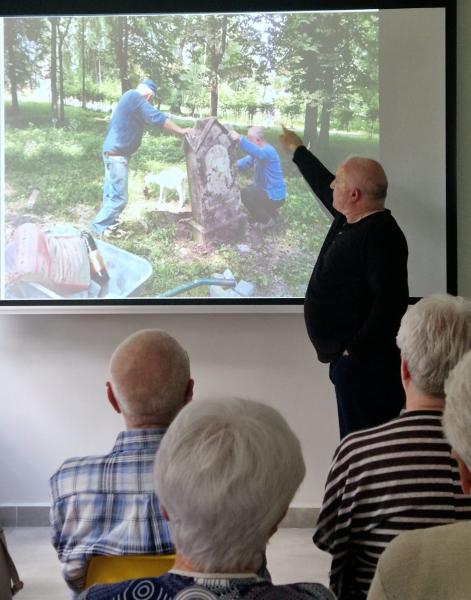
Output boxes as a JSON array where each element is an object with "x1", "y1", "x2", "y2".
[
  {"x1": 313, "y1": 410, "x2": 471, "y2": 599},
  {"x1": 50, "y1": 429, "x2": 174, "y2": 592}
]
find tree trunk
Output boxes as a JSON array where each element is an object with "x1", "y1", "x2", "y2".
[
  {"x1": 170, "y1": 100, "x2": 182, "y2": 115},
  {"x1": 4, "y1": 21, "x2": 20, "y2": 113},
  {"x1": 303, "y1": 103, "x2": 318, "y2": 149},
  {"x1": 58, "y1": 18, "x2": 72, "y2": 124},
  {"x1": 319, "y1": 70, "x2": 334, "y2": 147},
  {"x1": 5, "y1": 33, "x2": 20, "y2": 113},
  {"x1": 50, "y1": 18, "x2": 58, "y2": 120},
  {"x1": 58, "y1": 29, "x2": 65, "y2": 122},
  {"x1": 81, "y1": 18, "x2": 86, "y2": 108},
  {"x1": 9, "y1": 68, "x2": 19, "y2": 113},
  {"x1": 116, "y1": 17, "x2": 130, "y2": 94},
  {"x1": 319, "y1": 103, "x2": 330, "y2": 146},
  {"x1": 123, "y1": 18, "x2": 129, "y2": 91},
  {"x1": 210, "y1": 72, "x2": 218, "y2": 117},
  {"x1": 208, "y1": 15, "x2": 227, "y2": 118}
]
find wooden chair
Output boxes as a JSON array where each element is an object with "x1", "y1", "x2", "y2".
[{"x1": 85, "y1": 554, "x2": 176, "y2": 587}]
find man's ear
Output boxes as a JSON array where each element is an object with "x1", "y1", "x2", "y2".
[
  {"x1": 455, "y1": 453, "x2": 471, "y2": 495},
  {"x1": 351, "y1": 187, "x2": 361, "y2": 203},
  {"x1": 106, "y1": 381, "x2": 121, "y2": 414},
  {"x1": 184, "y1": 378, "x2": 194, "y2": 405},
  {"x1": 401, "y1": 358, "x2": 411, "y2": 386}
]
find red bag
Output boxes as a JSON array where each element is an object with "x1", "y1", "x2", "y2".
[{"x1": 9, "y1": 223, "x2": 91, "y2": 293}]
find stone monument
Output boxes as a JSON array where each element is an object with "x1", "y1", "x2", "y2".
[{"x1": 184, "y1": 118, "x2": 246, "y2": 244}]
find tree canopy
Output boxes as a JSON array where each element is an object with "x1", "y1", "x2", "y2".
[{"x1": 4, "y1": 12, "x2": 379, "y2": 139}]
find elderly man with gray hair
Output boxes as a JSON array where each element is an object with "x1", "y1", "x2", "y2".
[
  {"x1": 313, "y1": 294, "x2": 471, "y2": 600},
  {"x1": 230, "y1": 126, "x2": 286, "y2": 227},
  {"x1": 279, "y1": 127, "x2": 408, "y2": 438},
  {"x1": 80, "y1": 397, "x2": 335, "y2": 599},
  {"x1": 91, "y1": 79, "x2": 191, "y2": 238},
  {"x1": 368, "y1": 349, "x2": 471, "y2": 600},
  {"x1": 50, "y1": 330, "x2": 193, "y2": 594}
]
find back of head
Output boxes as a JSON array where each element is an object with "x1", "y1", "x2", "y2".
[
  {"x1": 443, "y1": 350, "x2": 471, "y2": 469},
  {"x1": 154, "y1": 397, "x2": 305, "y2": 572},
  {"x1": 248, "y1": 126, "x2": 265, "y2": 143},
  {"x1": 109, "y1": 329, "x2": 190, "y2": 425},
  {"x1": 397, "y1": 294, "x2": 471, "y2": 397},
  {"x1": 344, "y1": 156, "x2": 388, "y2": 202}
]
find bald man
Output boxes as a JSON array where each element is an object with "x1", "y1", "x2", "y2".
[
  {"x1": 279, "y1": 127, "x2": 408, "y2": 438},
  {"x1": 230, "y1": 126, "x2": 286, "y2": 226},
  {"x1": 50, "y1": 330, "x2": 193, "y2": 594}
]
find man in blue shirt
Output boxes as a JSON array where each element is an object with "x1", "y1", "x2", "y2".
[
  {"x1": 92, "y1": 79, "x2": 190, "y2": 237},
  {"x1": 230, "y1": 127, "x2": 286, "y2": 225}
]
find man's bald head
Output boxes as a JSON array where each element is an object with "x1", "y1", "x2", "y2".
[
  {"x1": 109, "y1": 329, "x2": 191, "y2": 426},
  {"x1": 247, "y1": 126, "x2": 266, "y2": 145},
  {"x1": 342, "y1": 157, "x2": 388, "y2": 203}
]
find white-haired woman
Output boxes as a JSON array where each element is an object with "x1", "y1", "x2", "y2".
[
  {"x1": 80, "y1": 398, "x2": 334, "y2": 599},
  {"x1": 368, "y1": 350, "x2": 471, "y2": 600}
]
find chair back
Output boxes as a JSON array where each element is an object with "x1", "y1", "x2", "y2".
[{"x1": 85, "y1": 554, "x2": 176, "y2": 587}]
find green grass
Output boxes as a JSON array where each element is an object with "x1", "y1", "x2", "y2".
[{"x1": 4, "y1": 101, "x2": 378, "y2": 298}]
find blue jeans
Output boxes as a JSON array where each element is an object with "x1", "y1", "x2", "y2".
[{"x1": 91, "y1": 153, "x2": 129, "y2": 234}]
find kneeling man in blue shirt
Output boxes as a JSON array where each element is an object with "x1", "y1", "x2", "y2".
[
  {"x1": 92, "y1": 79, "x2": 190, "y2": 237},
  {"x1": 230, "y1": 127, "x2": 286, "y2": 225}
]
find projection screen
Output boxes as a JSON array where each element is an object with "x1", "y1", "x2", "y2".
[{"x1": 0, "y1": 1, "x2": 455, "y2": 308}]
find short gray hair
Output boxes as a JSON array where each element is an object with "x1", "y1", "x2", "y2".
[
  {"x1": 343, "y1": 156, "x2": 388, "y2": 201},
  {"x1": 109, "y1": 329, "x2": 190, "y2": 424},
  {"x1": 154, "y1": 398, "x2": 305, "y2": 571},
  {"x1": 248, "y1": 126, "x2": 265, "y2": 142},
  {"x1": 443, "y1": 350, "x2": 471, "y2": 469},
  {"x1": 397, "y1": 294, "x2": 471, "y2": 397}
]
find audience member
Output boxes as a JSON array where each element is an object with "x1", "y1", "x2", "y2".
[
  {"x1": 0, "y1": 527, "x2": 23, "y2": 599},
  {"x1": 313, "y1": 294, "x2": 471, "y2": 599},
  {"x1": 50, "y1": 329, "x2": 193, "y2": 593},
  {"x1": 368, "y1": 349, "x2": 471, "y2": 599},
  {"x1": 80, "y1": 397, "x2": 335, "y2": 599}
]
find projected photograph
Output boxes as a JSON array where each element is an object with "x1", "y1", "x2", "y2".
[{"x1": 2, "y1": 11, "x2": 380, "y2": 301}]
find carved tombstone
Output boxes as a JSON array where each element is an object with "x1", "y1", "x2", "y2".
[{"x1": 184, "y1": 118, "x2": 246, "y2": 244}]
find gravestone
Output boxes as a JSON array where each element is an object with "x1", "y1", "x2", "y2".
[{"x1": 184, "y1": 118, "x2": 246, "y2": 244}]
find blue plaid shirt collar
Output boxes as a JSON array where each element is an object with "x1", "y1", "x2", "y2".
[{"x1": 111, "y1": 428, "x2": 167, "y2": 453}]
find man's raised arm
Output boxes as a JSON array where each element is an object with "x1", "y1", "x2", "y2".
[{"x1": 279, "y1": 125, "x2": 336, "y2": 215}]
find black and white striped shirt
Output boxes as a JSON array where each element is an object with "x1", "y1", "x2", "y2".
[{"x1": 313, "y1": 410, "x2": 471, "y2": 599}]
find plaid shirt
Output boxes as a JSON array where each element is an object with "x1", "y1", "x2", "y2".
[{"x1": 50, "y1": 429, "x2": 174, "y2": 593}]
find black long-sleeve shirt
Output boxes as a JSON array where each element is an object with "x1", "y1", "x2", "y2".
[{"x1": 293, "y1": 146, "x2": 409, "y2": 363}]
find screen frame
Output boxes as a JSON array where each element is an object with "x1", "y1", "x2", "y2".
[{"x1": 0, "y1": 0, "x2": 457, "y2": 310}]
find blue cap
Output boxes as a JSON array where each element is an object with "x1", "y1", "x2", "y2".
[{"x1": 142, "y1": 79, "x2": 157, "y2": 95}]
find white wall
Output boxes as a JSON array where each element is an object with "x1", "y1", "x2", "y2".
[
  {"x1": 1, "y1": 0, "x2": 471, "y2": 508},
  {"x1": 0, "y1": 312, "x2": 338, "y2": 506}
]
